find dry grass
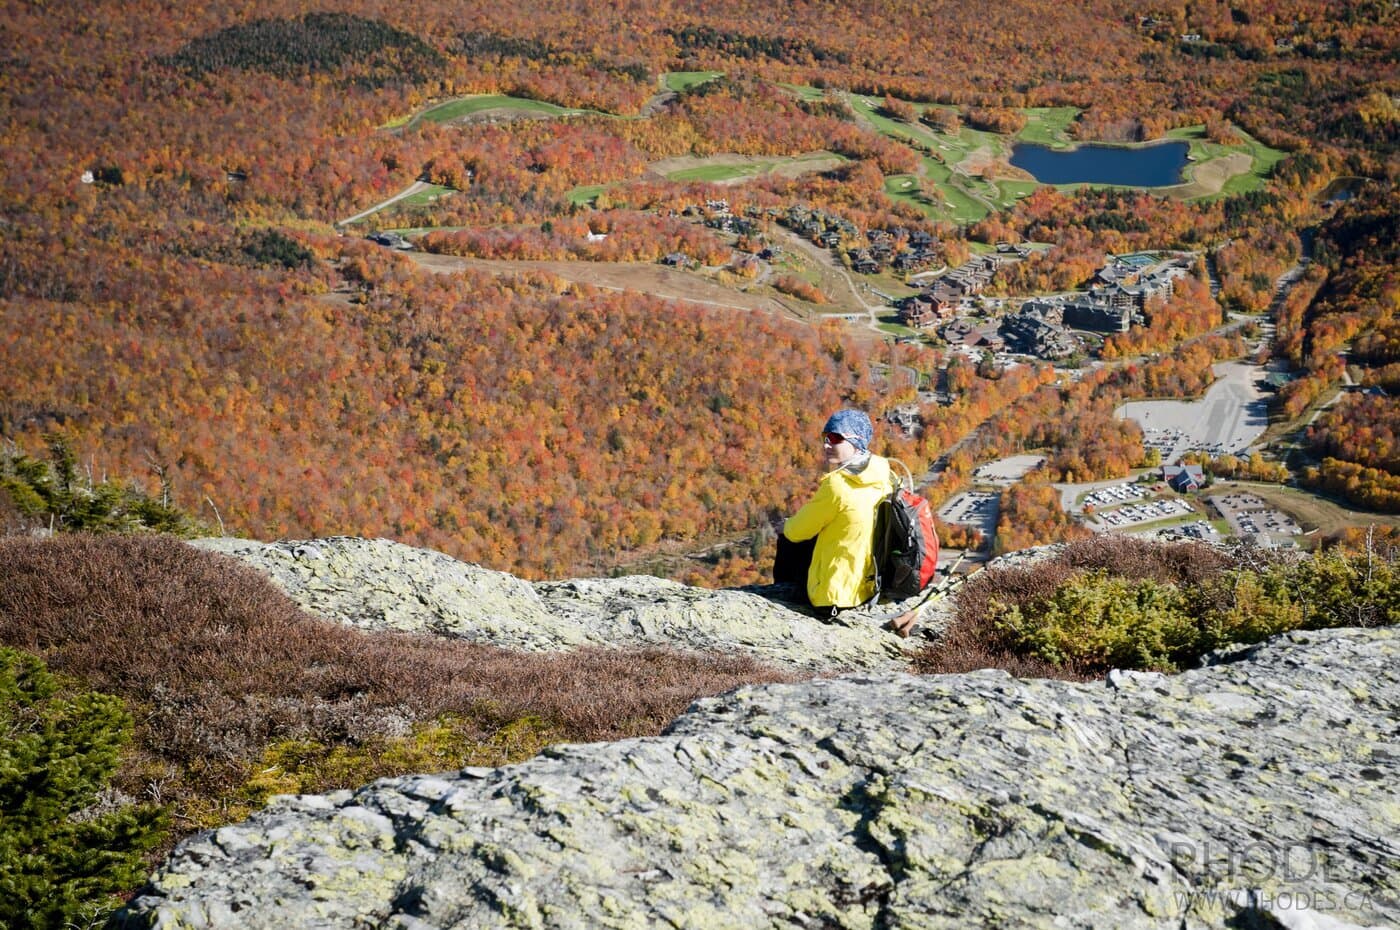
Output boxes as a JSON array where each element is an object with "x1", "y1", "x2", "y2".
[
  {"x1": 914, "y1": 536, "x2": 1241, "y2": 679},
  {"x1": 409, "y1": 252, "x2": 790, "y2": 315},
  {"x1": 0, "y1": 534, "x2": 795, "y2": 842}
]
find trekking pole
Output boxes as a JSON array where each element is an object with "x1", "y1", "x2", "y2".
[{"x1": 881, "y1": 550, "x2": 972, "y2": 634}]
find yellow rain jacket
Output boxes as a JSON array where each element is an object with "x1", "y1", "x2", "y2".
[{"x1": 783, "y1": 454, "x2": 893, "y2": 609}]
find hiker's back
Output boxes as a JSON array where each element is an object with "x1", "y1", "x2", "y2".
[{"x1": 784, "y1": 454, "x2": 891, "y2": 608}]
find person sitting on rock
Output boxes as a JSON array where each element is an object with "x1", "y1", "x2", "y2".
[{"x1": 782, "y1": 409, "x2": 892, "y2": 614}]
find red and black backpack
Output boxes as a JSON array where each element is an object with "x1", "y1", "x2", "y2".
[{"x1": 872, "y1": 459, "x2": 939, "y2": 600}]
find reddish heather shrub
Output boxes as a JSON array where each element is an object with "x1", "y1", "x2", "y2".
[{"x1": 0, "y1": 534, "x2": 794, "y2": 828}]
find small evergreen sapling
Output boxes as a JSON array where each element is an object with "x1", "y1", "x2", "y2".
[{"x1": 0, "y1": 648, "x2": 165, "y2": 930}]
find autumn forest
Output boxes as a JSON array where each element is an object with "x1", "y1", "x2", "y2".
[{"x1": 2, "y1": 0, "x2": 1398, "y2": 579}]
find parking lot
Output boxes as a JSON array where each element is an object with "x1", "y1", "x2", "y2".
[
  {"x1": 1117, "y1": 361, "x2": 1269, "y2": 459},
  {"x1": 1209, "y1": 492, "x2": 1303, "y2": 540},
  {"x1": 973, "y1": 454, "x2": 1046, "y2": 484},
  {"x1": 938, "y1": 491, "x2": 1000, "y2": 538},
  {"x1": 1158, "y1": 520, "x2": 1223, "y2": 542},
  {"x1": 1088, "y1": 497, "x2": 1195, "y2": 531},
  {"x1": 1142, "y1": 426, "x2": 1239, "y2": 462},
  {"x1": 1080, "y1": 482, "x2": 1147, "y2": 509}
]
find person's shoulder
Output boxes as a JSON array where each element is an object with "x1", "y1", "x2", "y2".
[
  {"x1": 815, "y1": 467, "x2": 844, "y2": 493},
  {"x1": 864, "y1": 454, "x2": 894, "y2": 483}
]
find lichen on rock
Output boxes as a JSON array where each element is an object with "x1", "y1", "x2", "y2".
[{"x1": 116, "y1": 627, "x2": 1400, "y2": 929}]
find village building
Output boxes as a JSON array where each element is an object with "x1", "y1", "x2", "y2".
[
  {"x1": 850, "y1": 250, "x2": 880, "y2": 275},
  {"x1": 706, "y1": 214, "x2": 758, "y2": 236},
  {"x1": 976, "y1": 331, "x2": 1006, "y2": 352},
  {"x1": 897, "y1": 294, "x2": 956, "y2": 329},
  {"x1": 908, "y1": 230, "x2": 935, "y2": 249},
  {"x1": 892, "y1": 248, "x2": 936, "y2": 273},
  {"x1": 367, "y1": 231, "x2": 412, "y2": 250},
  {"x1": 1019, "y1": 298, "x2": 1065, "y2": 325},
  {"x1": 939, "y1": 318, "x2": 977, "y2": 345},
  {"x1": 939, "y1": 254, "x2": 1000, "y2": 295},
  {"x1": 999, "y1": 311, "x2": 1079, "y2": 360},
  {"x1": 1091, "y1": 255, "x2": 1190, "y2": 310},
  {"x1": 885, "y1": 405, "x2": 923, "y2": 437},
  {"x1": 1062, "y1": 297, "x2": 1136, "y2": 333},
  {"x1": 1162, "y1": 464, "x2": 1207, "y2": 492}
]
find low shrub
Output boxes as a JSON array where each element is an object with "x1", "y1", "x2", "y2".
[
  {"x1": 917, "y1": 536, "x2": 1398, "y2": 676},
  {"x1": 991, "y1": 570, "x2": 1198, "y2": 671},
  {"x1": 0, "y1": 535, "x2": 794, "y2": 851},
  {"x1": 771, "y1": 274, "x2": 827, "y2": 304}
]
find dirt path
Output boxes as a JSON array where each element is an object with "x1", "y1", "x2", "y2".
[
  {"x1": 407, "y1": 252, "x2": 797, "y2": 316},
  {"x1": 771, "y1": 229, "x2": 889, "y2": 335},
  {"x1": 339, "y1": 180, "x2": 430, "y2": 227}
]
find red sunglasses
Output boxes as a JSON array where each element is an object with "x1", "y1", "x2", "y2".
[{"x1": 823, "y1": 432, "x2": 848, "y2": 446}]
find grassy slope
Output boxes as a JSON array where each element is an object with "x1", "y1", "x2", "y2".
[
  {"x1": 664, "y1": 70, "x2": 725, "y2": 92},
  {"x1": 417, "y1": 94, "x2": 586, "y2": 124},
  {"x1": 397, "y1": 183, "x2": 455, "y2": 207},
  {"x1": 663, "y1": 152, "x2": 843, "y2": 183},
  {"x1": 1017, "y1": 107, "x2": 1080, "y2": 147},
  {"x1": 0, "y1": 535, "x2": 793, "y2": 851}
]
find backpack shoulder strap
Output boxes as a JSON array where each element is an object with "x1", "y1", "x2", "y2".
[{"x1": 887, "y1": 457, "x2": 913, "y2": 493}]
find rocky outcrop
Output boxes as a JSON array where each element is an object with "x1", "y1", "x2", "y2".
[
  {"x1": 118, "y1": 627, "x2": 1399, "y2": 929},
  {"x1": 193, "y1": 537, "x2": 932, "y2": 672}
]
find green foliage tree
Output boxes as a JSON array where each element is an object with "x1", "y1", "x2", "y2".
[
  {"x1": 0, "y1": 436, "x2": 202, "y2": 536},
  {"x1": 0, "y1": 648, "x2": 166, "y2": 930},
  {"x1": 241, "y1": 229, "x2": 314, "y2": 270}
]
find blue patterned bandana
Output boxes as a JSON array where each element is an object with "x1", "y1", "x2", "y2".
[{"x1": 822, "y1": 409, "x2": 873, "y2": 452}]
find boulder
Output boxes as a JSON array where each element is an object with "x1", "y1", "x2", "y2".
[
  {"x1": 117, "y1": 627, "x2": 1399, "y2": 929},
  {"x1": 192, "y1": 537, "x2": 924, "y2": 671}
]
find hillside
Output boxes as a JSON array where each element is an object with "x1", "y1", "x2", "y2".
[
  {"x1": 4, "y1": 4, "x2": 1400, "y2": 926},
  {"x1": 2, "y1": 0, "x2": 1398, "y2": 582},
  {"x1": 2, "y1": 523, "x2": 1396, "y2": 926}
]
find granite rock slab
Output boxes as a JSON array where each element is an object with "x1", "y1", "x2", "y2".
[{"x1": 117, "y1": 627, "x2": 1400, "y2": 929}]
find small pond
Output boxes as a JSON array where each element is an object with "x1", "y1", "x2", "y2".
[
  {"x1": 1010, "y1": 141, "x2": 1190, "y2": 187},
  {"x1": 1320, "y1": 177, "x2": 1365, "y2": 204}
]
